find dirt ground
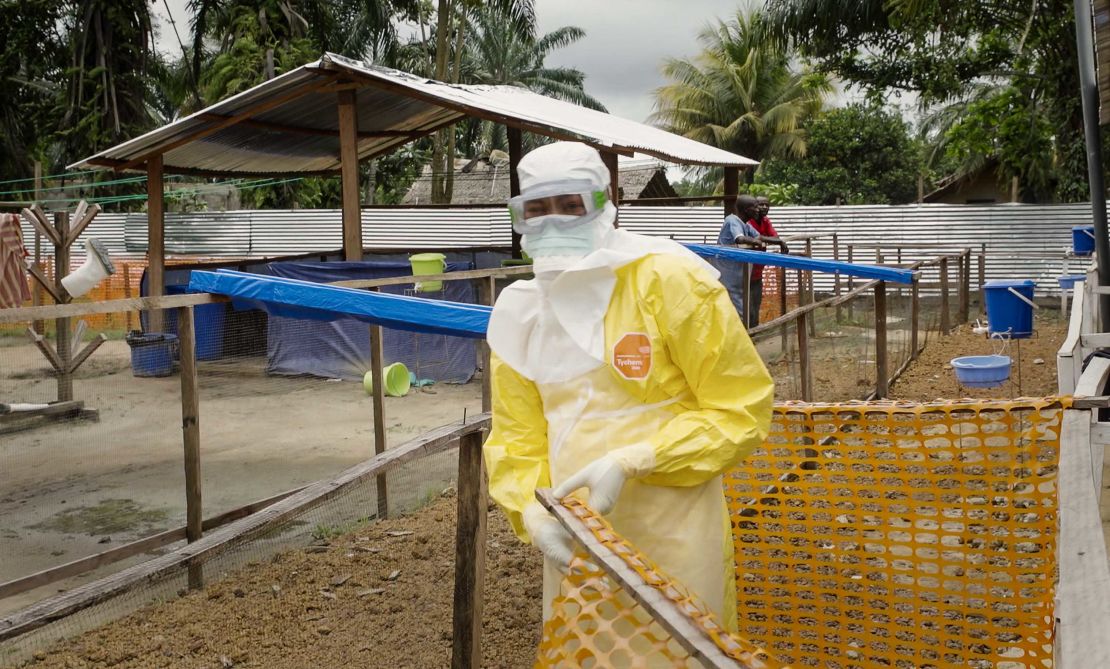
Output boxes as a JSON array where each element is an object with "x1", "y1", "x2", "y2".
[
  {"x1": 0, "y1": 338, "x2": 483, "y2": 615},
  {"x1": 6, "y1": 312, "x2": 1110, "y2": 669},
  {"x1": 14, "y1": 495, "x2": 542, "y2": 669}
]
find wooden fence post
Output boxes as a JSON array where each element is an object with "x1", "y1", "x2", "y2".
[
  {"x1": 804, "y1": 239, "x2": 815, "y2": 336},
  {"x1": 369, "y1": 315, "x2": 388, "y2": 518},
  {"x1": 54, "y1": 212, "x2": 73, "y2": 402},
  {"x1": 452, "y1": 430, "x2": 487, "y2": 669},
  {"x1": 832, "y1": 233, "x2": 842, "y2": 324},
  {"x1": 939, "y1": 257, "x2": 951, "y2": 334},
  {"x1": 177, "y1": 305, "x2": 203, "y2": 589},
  {"x1": 480, "y1": 277, "x2": 494, "y2": 414},
  {"x1": 847, "y1": 245, "x2": 855, "y2": 321},
  {"x1": 959, "y1": 250, "x2": 971, "y2": 324},
  {"x1": 910, "y1": 276, "x2": 921, "y2": 360},
  {"x1": 874, "y1": 281, "x2": 889, "y2": 398},
  {"x1": 778, "y1": 266, "x2": 788, "y2": 354},
  {"x1": 978, "y1": 243, "x2": 986, "y2": 312},
  {"x1": 797, "y1": 311, "x2": 812, "y2": 401}
]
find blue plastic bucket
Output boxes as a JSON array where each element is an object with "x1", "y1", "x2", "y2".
[
  {"x1": 1073, "y1": 225, "x2": 1095, "y2": 256},
  {"x1": 166, "y1": 285, "x2": 226, "y2": 360},
  {"x1": 126, "y1": 332, "x2": 177, "y2": 377},
  {"x1": 983, "y1": 279, "x2": 1036, "y2": 339},
  {"x1": 951, "y1": 355, "x2": 1012, "y2": 388},
  {"x1": 1058, "y1": 275, "x2": 1084, "y2": 290}
]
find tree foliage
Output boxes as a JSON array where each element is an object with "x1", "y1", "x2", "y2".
[
  {"x1": 650, "y1": 7, "x2": 831, "y2": 164},
  {"x1": 764, "y1": 0, "x2": 1087, "y2": 202},
  {"x1": 759, "y1": 104, "x2": 923, "y2": 205}
]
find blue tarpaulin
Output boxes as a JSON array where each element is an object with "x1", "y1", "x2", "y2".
[
  {"x1": 684, "y1": 244, "x2": 916, "y2": 285},
  {"x1": 189, "y1": 262, "x2": 489, "y2": 382}
]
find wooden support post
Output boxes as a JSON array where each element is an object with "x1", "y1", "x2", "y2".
[
  {"x1": 338, "y1": 89, "x2": 363, "y2": 261},
  {"x1": 452, "y1": 430, "x2": 487, "y2": 669},
  {"x1": 32, "y1": 161, "x2": 43, "y2": 334},
  {"x1": 875, "y1": 281, "x2": 889, "y2": 398},
  {"x1": 508, "y1": 127, "x2": 523, "y2": 258},
  {"x1": 602, "y1": 151, "x2": 619, "y2": 227},
  {"x1": 959, "y1": 251, "x2": 970, "y2": 324},
  {"x1": 480, "y1": 277, "x2": 495, "y2": 414},
  {"x1": 778, "y1": 265, "x2": 788, "y2": 354},
  {"x1": 911, "y1": 276, "x2": 921, "y2": 360},
  {"x1": 797, "y1": 310, "x2": 812, "y2": 401},
  {"x1": 147, "y1": 155, "x2": 165, "y2": 333},
  {"x1": 177, "y1": 305, "x2": 203, "y2": 589},
  {"x1": 53, "y1": 212, "x2": 73, "y2": 402},
  {"x1": 369, "y1": 319, "x2": 388, "y2": 518},
  {"x1": 978, "y1": 243, "x2": 986, "y2": 312},
  {"x1": 833, "y1": 233, "x2": 842, "y2": 324},
  {"x1": 804, "y1": 239, "x2": 815, "y2": 336},
  {"x1": 896, "y1": 247, "x2": 903, "y2": 301},
  {"x1": 939, "y1": 256, "x2": 951, "y2": 334},
  {"x1": 847, "y1": 245, "x2": 855, "y2": 321},
  {"x1": 722, "y1": 167, "x2": 738, "y2": 221}
]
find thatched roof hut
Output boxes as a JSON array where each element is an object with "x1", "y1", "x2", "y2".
[{"x1": 402, "y1": 156, "x2": 678, "y2": 206}]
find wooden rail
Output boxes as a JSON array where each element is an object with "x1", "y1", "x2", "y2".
[
  {"x1": 0, "y1": 415, "x2": 490, "y2": 643},
  {"x1": 537, "y1": 489, "x2": 750, "y2": 668}
]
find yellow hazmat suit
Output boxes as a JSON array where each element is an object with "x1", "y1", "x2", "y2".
[{"x1": 484, "y1": 250, "x2": 774, "y2": 631}]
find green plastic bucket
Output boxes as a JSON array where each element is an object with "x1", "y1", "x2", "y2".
[
  {"x1": 409, "y1": 253, "x2": 447, "y2": 292},
  {"x1": 363, "y1": 362, "x2": 412, "y2": 397}
]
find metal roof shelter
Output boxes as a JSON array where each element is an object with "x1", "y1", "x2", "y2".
[{"x1": 71, "y1": 52, "x2": 757, "y2": 328}]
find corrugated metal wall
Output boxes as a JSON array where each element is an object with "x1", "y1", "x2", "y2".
[{"x1": 20, "y1": 203, "x2": 1095, "y2": 294}]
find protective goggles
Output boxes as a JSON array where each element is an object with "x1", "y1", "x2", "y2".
[{"x1": 507, "y1": 180, "x2": 609, "y2": 235}]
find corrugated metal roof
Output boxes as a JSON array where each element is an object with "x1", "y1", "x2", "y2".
[
  {"x1": 69, "y1": 53, "x2": 755, "y2": 176},
  {"x1": 23, "y1": 203, "x2": 1092, "y2": 294}
]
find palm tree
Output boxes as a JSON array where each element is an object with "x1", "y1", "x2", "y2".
[
  {"x1": 650, "y1": 8, "x2": 830, "y2": 167},
  {"x1": 455, "y1": 3, "x2": 606, "y2": 157}
]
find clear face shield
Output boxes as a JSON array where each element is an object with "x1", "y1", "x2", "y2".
[{"x1": 507, "y1": 180, "x2": 609, "y2": 236}]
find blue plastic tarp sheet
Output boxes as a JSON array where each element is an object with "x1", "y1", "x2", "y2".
[
  {"x1": 684, "y1": 243, "x2": 915, "y2": 285},
  {"x1": 189, "y1": 263, "x2": 489, "y2": 383}
]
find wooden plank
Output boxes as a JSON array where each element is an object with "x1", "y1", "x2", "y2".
[
  {"x1": 147, "y1": 155, "x2": 165, "y2": 334},
  {"x1": 1054, "y1": 410, "x2": 1110, "y2": 668},
  {"x1": 777, "y1": 265, "x2": 788, "y2": 354},
  {"x1": 195, "y1": 113, "x2": 423, "y2": 140},
  {"x1": 1080, "y1": 332, "x2": 1110, "y2": 349},
  {"x1": 0, "y1": 415, "x2": 490, "y2": 642},
  {"x1": 451, "y1": 431, "x2": 487, "y2": 669},
  {"x1": 874, "y1": 281, "x2": 888, "y2": 398},
  {"x1": 67, "y1": 202, "x2": 101, "y2": 246},
  {"x1": 369, "y1": 317, "x2": 388, "y2": 518},
  {"x1": 978, "y1": 244, "x2": 986, "y2": 309},
  {"x1": 68, "y1": 334, "x2": 107, "y2": 374},
  {"x1": 20, "y1": 206, "x2": 60, "y2": 247},
  {"x1": 177, "y1": 307, "x2": 203, "y2": 589},
  {"x1": 0, "y1": 401, "x2": 84, "y2": 436},
  {"x1": 958, "y1": 252, "x2": 970, "y2": 323},
  {"x1": 939, "y1": 256, "x2": 950, "y2": 334},
  {"x1": 26, "y1": 327, "x2": 64, "y2": 374},
  {"x1": 1071, "y1": 396, "x2": 1110, "y2": 409},
  {"x1": 804, "y1": 239, "x2": 815, "y2": 336},
  {"x1": 846, "y1": 245, "x2": 855, "y2": 320},
  {"x1": 0, "y1": 292, "x2": 228, "y2": 325},
  {"x1": 797, "y1": 311, "x2": 812, "y2": 401},
  {"x1": 330, "y1": 265, "x2": 532, "y2": 290},
  {"x1": 536, "y1": 490, "x2": 745, "y2": 669},
  {"x1": 338, "y1": 89, "x2": 363, "y2": 261},
  {"x1": 0, "y1": 486, "x2": 302, "y2": 601}
]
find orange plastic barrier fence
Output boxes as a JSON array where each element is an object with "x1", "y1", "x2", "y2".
[{"x1": 538, "y1": 398, "x2": 1063, "y2": 669}]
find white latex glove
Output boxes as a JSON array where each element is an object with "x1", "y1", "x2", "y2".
[
  {"x1": 553, "y1": 454, "x2": 628, "y2": 515},
  {"x1": 523, "y1": 503, "x2": 575, "y2": 570}
]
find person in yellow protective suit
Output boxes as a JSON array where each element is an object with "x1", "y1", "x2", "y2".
[{"x1": 484, "y1": 141, "x2": 774, "y2": 632}]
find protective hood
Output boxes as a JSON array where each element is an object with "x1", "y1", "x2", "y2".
[{"x1": 517, "y1": 142, "x2": 611, "y2": 196}]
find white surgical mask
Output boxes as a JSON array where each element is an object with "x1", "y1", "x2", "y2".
[{"x1": 522, "y1": 213, "x2": 611, "y2": 260}]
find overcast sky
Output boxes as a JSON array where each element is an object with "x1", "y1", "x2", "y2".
[{"x1": 153, "y1": 0, "x2": 757, "y2": 123}]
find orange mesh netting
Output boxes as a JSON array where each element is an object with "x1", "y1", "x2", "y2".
[
  {"x1": 536, "y1": 499, "x2": 787, "y2": 669},
  {"x1": 538, "y1": 398, "x2": 1063, "y2": 669}
]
